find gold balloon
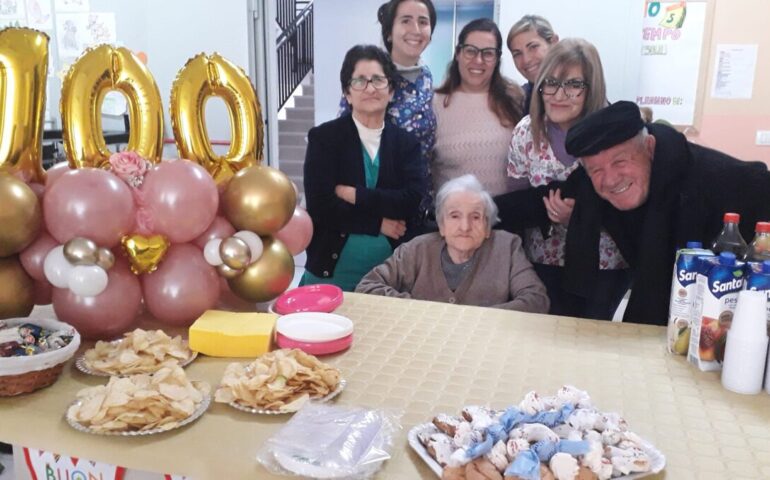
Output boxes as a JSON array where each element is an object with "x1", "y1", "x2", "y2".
[
  {"x1": 217, "y1": 263, "x2": 242, "y2": 279},
  {"x1": 170, "y1": 52, "x2": 263, "y2": 185},
  {"x1": 61, "y1": 45, "x2": 163, "y2": 169},
  {"x1": 121, "y1": 234, "x2": 169, "y2": 275},
  {"x1": 0, "y1": 173, "x2": 42, "y2": 257},
  {"x1": 222, "y1": 165, "x2": 297, "y2": 235},
  {"x1": 0, "y1": 256, "x2": 35, "y2": 319},
  {"x1": 219, "y1": 236, "x2": 251, "y2": 270},
  {"x1": 95, "y1": 247, "x2": 115, "y2": 270},
  {"x1": 0, "y1": 28, "x2": 48, "y2": 184},
  {"x1": 63, "y1": 237, "x2": 99, "y2": 265},
  {"x1": 227, "y1": 237, "x2": 294, "y2": 303}
]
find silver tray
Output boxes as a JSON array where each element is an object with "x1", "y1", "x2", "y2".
[
  {"x1": 407, "y1": 423, "x2": 666, "y2": 479},
  {"x1": 75, "y1": 339, "x2": 197, "y2": 377},
  {"x1": 65, "y1": 381, "x2": 211, "y2": 436},
  {"x1": 227, "y1": 378, "x2": 346, "y2": 415}
]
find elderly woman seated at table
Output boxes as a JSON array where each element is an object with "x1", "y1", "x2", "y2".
[{"x1": 356, "y1": 175, "x2": 549, "y2": 312}]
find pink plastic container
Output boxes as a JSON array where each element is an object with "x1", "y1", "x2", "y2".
[
  {"x1": 275, "y1": 312, "x2": 354, "y2": 355},
  {"x1": 273, "y1": 284, "x2": 344, "y2": 315}
]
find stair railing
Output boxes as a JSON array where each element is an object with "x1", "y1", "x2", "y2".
[{"x1": 276, "y1": 0, "x2": 314, "y2": 109}]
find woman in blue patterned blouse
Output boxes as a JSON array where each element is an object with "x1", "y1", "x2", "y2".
[{"x1": 341, "y1": 0, "x2": 437, "y2": 229}]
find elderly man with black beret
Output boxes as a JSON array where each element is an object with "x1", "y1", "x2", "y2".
[{"x1": 496, "y1": 100, "x2": 770, "y2": 325}]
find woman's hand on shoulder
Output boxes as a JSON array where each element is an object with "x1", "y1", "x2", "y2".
[
  {"x1": 543, "y1": 188, "x2": 576, "y2": 225},
  {"x1": 335, "y1": 185, "x2": 356, "y2": 204},
  {"x1": 380, "y1": 218, "x2": 406, "y2": 239}
]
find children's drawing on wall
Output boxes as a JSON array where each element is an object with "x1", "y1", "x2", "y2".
[
  {"x1": 0, "y1": 0, "x2": 25, "y2": 19},
  {"x1": 54, "y1": 0, "x2": 87, "y2": 13},
  {"x1": 25, "y1": 0, "x2": 53, "y2": 29}
]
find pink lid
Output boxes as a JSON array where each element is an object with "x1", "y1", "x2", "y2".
[
  {"x1": 274, "y1": 284, "x2": 344, "y2": 315},
  {"x1": 275, "y1": 332, "x2": 353, "y2": 356}
]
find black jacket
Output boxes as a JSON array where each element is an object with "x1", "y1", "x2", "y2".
[
  {"x1": 496, "y1": 123, "x2": 770, "y2": 325},
  {"x1": 303, "y1": 114, "x2": 425, "y2": 279}
]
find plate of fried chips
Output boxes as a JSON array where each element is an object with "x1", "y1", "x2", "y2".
[
  {"x1": 214, "y1": 348, "x2": 343, "y2": 414},
  {"x1": 65, "y1": 365, "x2": 210, "y2": 436},
  {"x1": 76, "y1": 329, "x2": 197, "y2": 377}
]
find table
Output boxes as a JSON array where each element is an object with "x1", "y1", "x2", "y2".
[{"x1": 2, "y1": 293, "x2": 770, "y2": 479}]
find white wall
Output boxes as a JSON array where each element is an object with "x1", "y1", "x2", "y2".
[
  {"x1": 313, "y1": 0, "x2": 383, "y2": 125},
  {"x1": 498, "y1": 1, "x2": 644, "y2": 104}
]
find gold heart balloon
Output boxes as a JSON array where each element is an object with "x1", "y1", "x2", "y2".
[{"x1": 121, "y1": 234, "x2": 169, "y2": 275}]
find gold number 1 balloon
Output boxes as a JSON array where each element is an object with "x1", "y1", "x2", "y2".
[
  {"x1": 0, "y1": 28, "x2": 48, "y2": 184},
  {"x1": 61, "y1": 45, "x2": 163, "y2": 168},
  {"x1": 170, "y1": 53, "x2": 264, "y2": 185}
]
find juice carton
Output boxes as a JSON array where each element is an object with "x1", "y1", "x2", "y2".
[
  {"x1": 667, "y1": 242, "x2": 713, "y2": 355},
  {"x1": 688, "y1": 252, "x2": 745, "y2": 371},
  {"x1": 746, "y1": 260, "x2": 770, "y2": 334}
]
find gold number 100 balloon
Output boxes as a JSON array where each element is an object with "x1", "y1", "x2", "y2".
[
  {"x1": 0, "y1": 28, "x2": 48, "y2": 184},
  {"x1": 170, "y1": 53, "x2": 263, "y2": 185},
  {"x1": 60, "y1": 45, "x2": 164, "y2": 168},
  {"x1": 1, "y1": 27, "x2": 264, "y2": 185}
]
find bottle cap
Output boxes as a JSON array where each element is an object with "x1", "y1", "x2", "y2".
[
  {"x1": 686, "y1": 241, "x2": 703, "y2": 249},
  {"x1": 755, "y1": 222, "x2": 770, "y2": 233},
  {"x1": 724, "y1": 212, "x2": 740, "y2": 223},
  {"x1": 719, "y1": 251, "x2": 736, "y2": 265}
]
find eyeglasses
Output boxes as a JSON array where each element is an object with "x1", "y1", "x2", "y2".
[
  {"x1": 539, "y1": 78, "x2": 589, "y2": 98},
  {"x1": 458, "y1": 44, "x2": 500, "y2": 63},
  {"x1": 348, "y1": 75, "x2": 390, "y2": 91}
]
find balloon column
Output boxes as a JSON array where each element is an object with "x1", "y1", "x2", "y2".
[{"x1": 0, "y1": 26, "x2": 313, "y2": 339}]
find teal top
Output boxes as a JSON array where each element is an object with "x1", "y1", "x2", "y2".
[{"x1": 301, "y1": 145, "x2": 393, "y2": 291}]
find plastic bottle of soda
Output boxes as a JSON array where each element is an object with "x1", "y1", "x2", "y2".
[
  {"x1": 710, "y1": 212, "x2": 748, "y2": 257},
  {"x1": 745, "y1": 222, "x2": 770, "y2": 262}
]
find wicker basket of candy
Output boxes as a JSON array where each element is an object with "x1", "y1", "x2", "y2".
[{"x1": 0, "y1": 318, "x2": 80, "y2": 396}]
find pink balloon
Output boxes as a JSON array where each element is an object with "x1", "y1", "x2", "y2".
[
  {"x1": 19, "y1": 231, "x2": 59, "y2": 281},
  {"x1": 45, "y1": 162, "x2": 71, "y2": 188},
  {"x1": 274, "y1": 207, "x2": 314, "y2": 255},
  {"x1": 44, "y1": 168, "x2": 136, "y2": 248},
  {"x1": 52, "y1": 258, "x2": 142, "y2": 340},
  {"x1": 141, "y1": 243, "x2": 219, "y2": 327},
  {"x1": 193, "y1": 216, "x2": 236, "y2": 249},
  {"x1": 33, "y1": 280, "x2": 52, "y2": 305},
  {"x1": 28, "y1": 182, "x2": 45, "y2": 200},
  {"x1": 141, "y1": 159, "x2": 218, "y2": 243}
]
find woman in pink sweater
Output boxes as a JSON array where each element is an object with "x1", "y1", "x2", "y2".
[{"x1": 431, "y1": 18, "x2": 524, "y2": 197}]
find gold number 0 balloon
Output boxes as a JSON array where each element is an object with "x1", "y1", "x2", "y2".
[
  {"x1": 0, "y1": 28, "x2": 49, "y2": 184},
  {"x1": 61, "y1": 45, "x2": 163, "y2": 168},
  {"x1": 170, "y1": 53, "x2": 264, "y2": 185}
]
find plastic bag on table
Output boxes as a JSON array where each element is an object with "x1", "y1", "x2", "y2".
[{"x1": 256, "y1": 403, "x2": 402, "y2": 479}]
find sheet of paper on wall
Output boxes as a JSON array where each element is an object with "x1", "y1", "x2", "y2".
[
  {"x1": 636, "y1": 1, "x2": 707, "y2": 126},
  {"x1": 54, "y1": 0, "x2": 89, "y2": 13},
  {"x1": 26, "y1": 0, "x2": 54, "y2": 29},
  {"x1": 0, "y1": 0, "x2": 26, "y2": 20},
  {"x1": 710, "y1": 44, "x2": 758, "y2": 100}
]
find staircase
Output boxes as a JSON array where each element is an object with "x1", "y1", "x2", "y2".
[{"x1": 278, "y1": 73, "x2": 314, "y2": 196}]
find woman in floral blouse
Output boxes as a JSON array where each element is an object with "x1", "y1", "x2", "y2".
[
  {"x1": 340, "y1": 0, "x2": 437, "y2": 230},
  {"x1": 507, "y1": 38, "x2": 629, "y2": 320}
]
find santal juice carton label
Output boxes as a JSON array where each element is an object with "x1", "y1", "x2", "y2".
[
  {"x1": 688, "y1": 253, "x2": 745, "y2": 371},
  {"x1": 667, "y1": 245, "x2": 713, "y2": 355}
]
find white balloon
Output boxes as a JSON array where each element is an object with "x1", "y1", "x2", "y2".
[
  {"x1": 43, "y1": 246, "x2": 73, "y2": 288},
  {"x1": 234, "y1": 231, "x2": 263, "y2": 263},
  {"x1": 204, "y1": 238, "x2": 224, "y2": 266},
  {"x1": 67, "y1": 265, "x2": 109, "y2": 297}
]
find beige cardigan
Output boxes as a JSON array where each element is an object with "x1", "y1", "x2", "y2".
[{"x1": 355, "y1": 231, "x2": 549, "y2": 313}]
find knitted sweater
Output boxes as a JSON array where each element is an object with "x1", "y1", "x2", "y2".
[
  {"x1": 355, "y1": 231, "x2": 549, "y2": 313},
  {"x1": 432, "y1": 91, "x2": 514, "y2": 196}
]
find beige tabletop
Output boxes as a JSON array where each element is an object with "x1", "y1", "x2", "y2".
[{"x1": 2, "y1": 293, "x2": 770, "y2": 479}]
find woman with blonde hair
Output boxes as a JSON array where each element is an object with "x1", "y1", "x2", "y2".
[
  {"x1": 506, "y1": 14, "x2": 559, "y2": 114},
  {"x1": 505, "y1": 38, "x2": 629, "y2": 319}
]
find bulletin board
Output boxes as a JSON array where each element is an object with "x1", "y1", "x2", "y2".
[{"x1": 635, "y1": 1, "x2": 713, "y2": 127}]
